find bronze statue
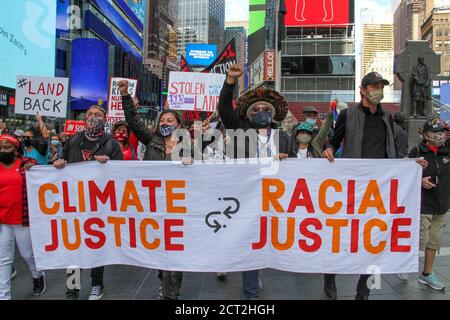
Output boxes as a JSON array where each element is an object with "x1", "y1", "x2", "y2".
[{"x1": 411, "y1": 57, "x2": 430, "y2": 117}]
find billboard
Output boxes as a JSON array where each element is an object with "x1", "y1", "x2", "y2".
[
  {"x1": 186, "y1": 44, "x2": 218, "y2": 66},
  {"x1": 0, "y1": 0, "x2": 56, "y2": 89},
  {"x1": 441, "y1": 83, "x2": 450, "y2": 123},
  {"x1": 56, "y1": 0, "x2": 70, "y2": 39},
  {"x1": 284, "y1": 0, "x2": 350, "y2": 26},
  {"x1": 70, "y1": 38, "x2": 109, "y2": 111},
  {"x1": 127, "y1": 0, "x2": 147, "y2": 26}
]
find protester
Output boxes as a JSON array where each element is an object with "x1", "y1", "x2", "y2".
[
  {"x1": 218, "y1": 64, "x2": 291, "y2": 299},
  {"x1": 393, "y1": 112, "x2": 409, "y2": 157},
  {"x1": 112, "y1": 121, "x2": 137, "y2": 160},
  {"x1": 47, "y1": 134, "x2": 63, "y2": 164},
  {"x1": 322, "y1": 71, "x2": 412, "y2": 300},
  {"x1": 281, "y1": 110, "x2": 298, "y2": 136},
  {"x1": 408, "y1": 118, "x2": 450, "y2": 291},
  {"x1": 291, "y1": 107, "x2": 333, "y2": 158},
  {"x1": 53, "y1": 105, "x2": 123, "y2": 300},
  {"x1": 120, "y1": 80, "x2": 192, "y2": 300},
  {"x1": 22, "y1": 114, "x2": 49, "y2": 165},
  {"x1": 0, "y1": 134, "x2": 46, "y2": 300}
]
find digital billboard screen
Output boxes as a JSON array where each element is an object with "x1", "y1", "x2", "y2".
[
  {"x1": 127, "y1": 0, "x2": 147, "y2": 27},
  {"x1": 0, "y1": 0, "x2": 56, "y2": 89},
  {"x1": 284, "y1": 0, "x2": 350, "y2": 27},
  {"x1": 185, "y1": 44, "x2": 218, "y2": 66},
  {"x1": 70, "y1": 38, "x2": 109, "y2": 111}
]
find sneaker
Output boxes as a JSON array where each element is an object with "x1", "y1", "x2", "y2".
[
  {"x1": 11, "y1": 267, "x2": 17, "y2": 280},
  {"x1": 216, "y1": 272, "x2": 227, "y2": 281},
  {"x1": 88, "y1": 285, "x2": 104, "y2": 300},
  {"x1": 418, "y1": 272, "x2": 446, "y2": 291},
  {"x1": 33, "y1": 274, "x2": 46, "y2": 296},
  {"x1": 397, "y1": 273, "x2": 409, "y2": 281},
  {"x1": 66, "y1": 289, "x2": 80, "y2": 300}
]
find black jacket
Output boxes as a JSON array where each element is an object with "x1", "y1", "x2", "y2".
[
  {"x1": 218, "y1": 81, "x2": 293, "y2": 159},
  {"x1": 122, "y1": 95, "x2": 191, "y2": 160},
  {"x1": 63, "y1": 131, "x2": 123, "y2": 163},
  {"x1": 409, "y1": 142, "x2": 450, "y2": 215},
  {"x1": 394, "y1": 123, "x2": 408, "y2": 158}
]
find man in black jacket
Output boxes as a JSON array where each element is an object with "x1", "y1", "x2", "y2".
[
  {"x1": 53, "y1": 105, "x2": 123, "y2": 300},
  {"x1": 409, "y1": 118, "x2": 450, "y2": 291},
  {"x1": 218, "y1": 64, "x2": 291, "y2": 299}
]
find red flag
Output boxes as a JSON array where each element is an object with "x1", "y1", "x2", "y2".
[
  {"x1": 201, "y1": 39, "x2": 237, "y2": 74},
  {"x1": 180, "y1": 55, "x2": 193, "y2": 72}
]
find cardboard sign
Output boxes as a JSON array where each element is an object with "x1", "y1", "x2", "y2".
[
  {"x1": 63, "y1": 120, "x2": 86, "y2": 136},
  {"x1": 168, "y1": 72, "x2": 226, "y2": 112},
  {"x1": 107, "y1": 78, "x2": 138, "y2": 119},
  {"x1": 15, "y1": 75, "x2": 69, "y2": 118}
]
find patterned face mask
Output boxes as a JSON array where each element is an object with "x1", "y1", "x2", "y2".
[
  {"x1": 159, "y1": 124, "x2": 177, "y2": 137},
  {"x1": 114, "y1": 132, "x2": 128, "y2": 142},
  {"x1": 297, "y1": 133, "x2": 312, "y2": 144},
  {"x1": 365, "y1": 90, "x2": 384, "y2": 105},
  {"x1": 424, "y1": 131, "x2": 446, "y2": 147},
  {"x1": 85, "y1": 115, "x2": 105, "y2": 139}
]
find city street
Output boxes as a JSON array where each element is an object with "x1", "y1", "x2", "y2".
[{"x1": 10, "y1": 215, "x2": 450, "y2": 300}]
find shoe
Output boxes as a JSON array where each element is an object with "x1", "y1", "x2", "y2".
[
  {"x1": 355, "y1": 292, "x2": 369, "y2": 300},
  {"x1": 11, "y1": 267, "x2": 17, "y2": 280},
  {"x1": 418, "y1": 272, "x2": 446, "y2": 291},
  {"x1": 88, "y1": 285, "x2": 104, "y2": 300},
  {"x1": 397, "y1": 273, "x2": 409, "y2": 281},
  {"x1": 216, "y1": 272, "x2": 227, "y2": 281},
  {"x1": 33, "y1": 274, "x2": 46, "y2": 296},
  {"x1": 66, "y1": 289, "x2": 80, "y2": 300},
  {"x1": 324, "y1": 275, "x2": 337, "y2": 300}
]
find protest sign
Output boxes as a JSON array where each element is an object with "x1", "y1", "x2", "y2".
[
  {"x1": 27, "y1": 159, "x2": 421, "y2": 274},
  {"x1": 15, "y1": 75, "x2": 69, "y2": 118},
  {"x1": 108, "y1": 77, "x2": 137, "y2": 119},
  {"x1": 168, "y1": 72, "x2": 226, "y2": 112},
  {"x1": 63, "y1": 120, "x2": 86, "y2": 136}
]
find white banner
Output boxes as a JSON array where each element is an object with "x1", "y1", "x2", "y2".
[
  {"x1": 15, "y1": 75, "x2": 69, "y2": 118},
  {"x1": 168, "y1": 72, "x2": 226, "y2": 111},
  {"x1": 108, "y1": 77, "x2": 138, "y2": 119},
  {"x1": 27, "y1": 159, "x2": 421, "y2": 274}
]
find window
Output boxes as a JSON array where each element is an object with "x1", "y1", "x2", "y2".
[{"x1": 281, "y1": 56, "x2": 355, "y2": 76}]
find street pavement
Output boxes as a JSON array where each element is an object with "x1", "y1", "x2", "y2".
[{"x1": 10, "y1": 214, "x2": 450, "y2": 300}]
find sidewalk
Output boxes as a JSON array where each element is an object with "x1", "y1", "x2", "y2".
[{"x1": 10, "y1": 215, "x2": 450, "y2": 300}]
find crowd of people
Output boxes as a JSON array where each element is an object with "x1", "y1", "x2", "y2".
[{"x1": 0, "y1": 65, "x2": 449, "y2": 300}]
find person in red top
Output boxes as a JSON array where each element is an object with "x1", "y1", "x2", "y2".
[
  {"x1": 112, "y1": 121, "x2": 138, "y2": 160},
  {"x1": 0, "y1": 134, "x2": 46, "y2": 299}
]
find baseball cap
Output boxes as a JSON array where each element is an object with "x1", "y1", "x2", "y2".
[
  {"x1": 423, "y1": 118, "x2": 449, "y2": 133},
  {"x1": 361, "y1": 72, "x2": 389, "y2": 87},
  {"x1": 13, "y1": 129, "x2": 25, "y2": 137},
  {"x1": 302, "y1": 106, "x2": 319, "y2": 114}
]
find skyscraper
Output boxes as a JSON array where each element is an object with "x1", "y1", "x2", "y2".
[
  {"x1": 177, "y1": 0, "x2": 225, "y2": 56},
  {"x1": 225, "y1": 26, "x2": 247, "y2": 94}
]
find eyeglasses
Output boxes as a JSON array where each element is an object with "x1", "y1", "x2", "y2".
[{"x1": 251, "y1": 107, "x2": 271, "y2": 113}]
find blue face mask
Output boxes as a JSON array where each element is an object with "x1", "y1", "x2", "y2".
[
  {"x1": 51, "y1": 140, "x2": 60, "y2": 146},
  {"x1": 159, "y1": 124, "x2": 177, "y2": 137},
  {"x1": 251, "y1": 111, "x2": 272, "y2": 129},
  {"x1": 305, "y1": 118, "x2": 316, "y2": 125}
]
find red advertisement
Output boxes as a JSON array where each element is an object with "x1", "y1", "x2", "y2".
[
  {"x1": 64, "y1": 120, "x2": 86, "y2": 136},
  {"x1": 264, "y1": 50, "x2": 276, "y2": 81},
  {"x1": 284, "y1": 0, "x2": 350, "y2": 27}
]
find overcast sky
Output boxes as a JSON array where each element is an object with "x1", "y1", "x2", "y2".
[{"x1": 225, "y1": 0, "x2": 392, "y2": 21}]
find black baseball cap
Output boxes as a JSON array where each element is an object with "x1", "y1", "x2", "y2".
[
  {"x1": 423, "y1": 118, "x2": 449, "y2": 133},
  {"x1": 361, "y1": 72, "x2": 389, "y2": 87}
]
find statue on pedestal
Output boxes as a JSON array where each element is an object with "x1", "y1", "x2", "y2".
[{"x1": 411, "y1": 57, "x2": 430, "y2": 117}]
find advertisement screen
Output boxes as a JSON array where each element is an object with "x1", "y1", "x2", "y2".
[
  {"x1": 186, "y1": 44, "x2": 218, "y2": 66},
  {"x1": 70, "y1": 38, "x2": 108, "y2": 111},
  {"x1": 441, "y1": 83, "x2": 450, "y2": 123},
  {"x1": 56, "y1": 0, "x2": 70, "y2": 39},
  {"x1": 89, "y1": 0, "x2": 143, "y2": 50},
  {"x1": 127, "y1": 0, "x2": 147, "y2": 26},
  {"x1": 0, "y1": 0, "x2": 56, "y2": 89},
  {"x1": 284, "y1": 0, "x2": 350, "y2": 26}
]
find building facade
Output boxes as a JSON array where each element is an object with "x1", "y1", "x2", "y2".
[
  {"x1": 225, "y1": 27, "x2": 247, "y2": 94},
  {"x1": 177, "y1": 0, "x2": 225, "y2": 56}
]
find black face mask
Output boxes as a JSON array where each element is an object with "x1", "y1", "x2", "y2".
[
  {"x1": 23, "y1": 137, "x2": 32, "y2": 147},
  {"x1": 0, "y1": 151, "x2": 16, "y2": 164},
  {"x1": 251, "y1": 111, "x2": 272, "y2": 129}
]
